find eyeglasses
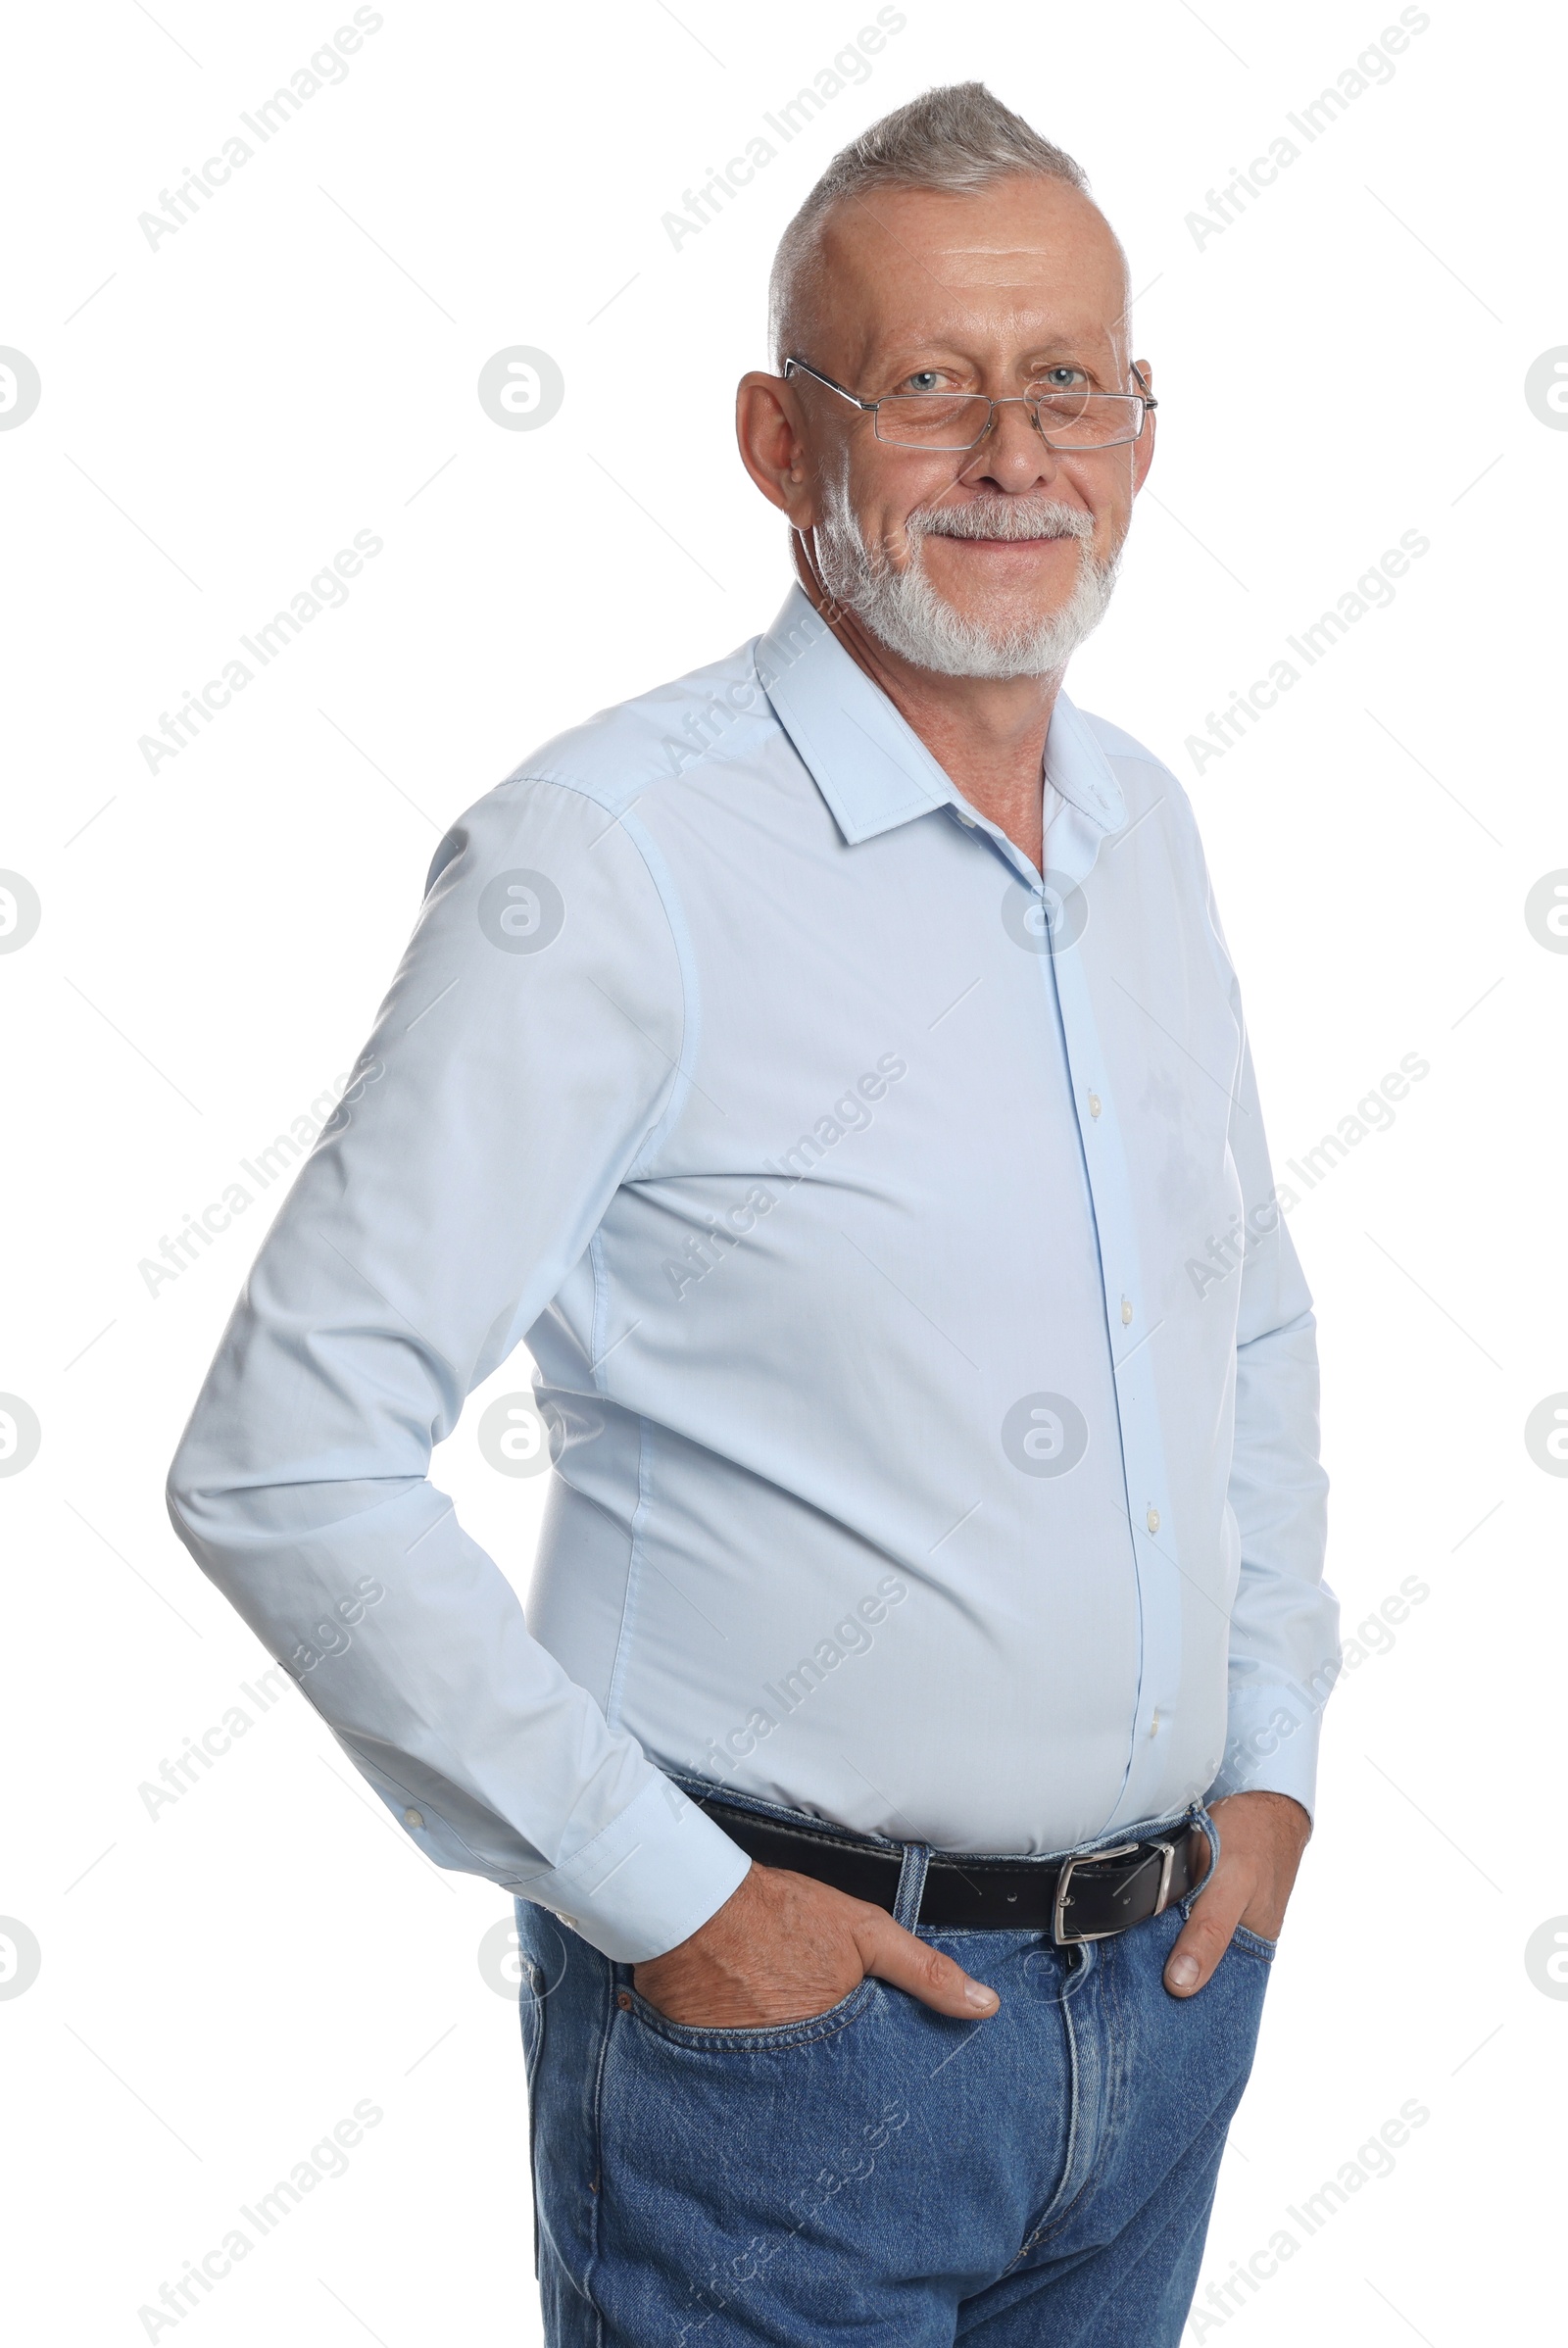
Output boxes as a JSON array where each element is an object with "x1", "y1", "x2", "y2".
[{"x1": 783, "y1": 357, "x2": 1157, "y2": 452}]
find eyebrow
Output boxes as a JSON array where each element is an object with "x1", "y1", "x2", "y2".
[{"x1": 868, "y1": 341, "x2": 1125, "y2": 388}]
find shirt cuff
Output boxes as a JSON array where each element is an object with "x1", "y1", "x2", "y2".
[
  {"x1": 502, "y1": 1773, "x2": 754, "y2": 1963},
  {"x1": 1205, "y1": 1668, "x2": 1331, "y2": 1823}
]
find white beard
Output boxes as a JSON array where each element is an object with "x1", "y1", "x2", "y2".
[{"x1": 812, "y1": 484, "x2": 1122, "y2": 679}]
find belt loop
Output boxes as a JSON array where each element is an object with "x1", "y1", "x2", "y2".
[
  {"x1": 893, "y1": 1843, "x2": 929, "y2": 1932},
  {"x1": 1189, "y1": 1803, "x2": 1219, "y2": 1901}
]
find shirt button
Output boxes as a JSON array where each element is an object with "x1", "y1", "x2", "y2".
[
  {"x1": 1088, "y1": 1092, "x2": 1102, "y2": 1119},
  {"x1": 1146, "y1": 1507, "x2": 1160, "y2": 1534},
  {"x1": 1120, "y1": 1297, "x2": 1133, "y2": 1325},
  {"x1": 955, "y1": 809, "x2": 976, "y2": 828},
  {"x1": 404, "y1": 1807, "x2": 424, "y2": 1830},
  {"x1": 1149, "y1": 1710, "x2": 1160, "y2": 1737}
]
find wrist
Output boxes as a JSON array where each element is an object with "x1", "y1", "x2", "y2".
[{"x1": 1212, "y1": 1789, "x2": 1311, "y2": 1841}]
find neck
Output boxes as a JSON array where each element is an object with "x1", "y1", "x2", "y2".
[{"x1": 793, "y1": 537, "x2": 1060, "y2": 874}]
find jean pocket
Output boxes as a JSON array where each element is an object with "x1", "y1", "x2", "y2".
[
  {"x1": 622, "y1": 1974, "x2": 878, "y2": 2053},
  {"x1": 1229, "y1": 1923, "x2": 1279, "y2": 1963}
]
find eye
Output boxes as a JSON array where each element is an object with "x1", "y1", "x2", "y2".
[
  {"x1": 1034, "y1": 365, "x2": 1089, "y2": 392},
  {"x1": 900, "y1": 368, "x2": 950, "y2": 394}
]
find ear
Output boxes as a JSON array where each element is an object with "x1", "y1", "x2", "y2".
[{"x1": 736, "y1": 372, "x2": 817, "y2": 527}]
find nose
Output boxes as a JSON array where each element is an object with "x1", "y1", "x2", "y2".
[{"x1": 959, "y1": 399, "x2": 1064, "y2": 497}]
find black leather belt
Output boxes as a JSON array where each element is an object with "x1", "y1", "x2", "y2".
[{"x1": 695, "y1": 1798, "x2": 1210, "y2": 1944}]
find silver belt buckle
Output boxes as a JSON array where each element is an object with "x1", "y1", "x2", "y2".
[
  {"x1": 1052, "y1": 1840, "x2": 1140, "y2": 1945},
  {"x1": 1052, "y1": 1837, "x2": 1177, "y2": 1945}
]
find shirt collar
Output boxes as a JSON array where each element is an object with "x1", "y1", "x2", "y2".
[{"x1": 755, "y1": 584, "x2": 1126, "y2": 847}]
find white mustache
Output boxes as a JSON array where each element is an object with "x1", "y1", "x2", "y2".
[{"x1": 910, "y1": 499, "x2": 1096, "y2": 544}]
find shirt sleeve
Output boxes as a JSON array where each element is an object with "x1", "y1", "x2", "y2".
[
  {"x1": 165, "y1": 772, "x2": 752, "y2": 1963},
  {"x1": 1200, "y1": 899, "x2": 1339, "y2": 1820}
]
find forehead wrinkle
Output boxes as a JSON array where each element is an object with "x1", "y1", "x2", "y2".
[
  {"x1": 856, "y1": 299, "x2": 1128, "y2": 367},
  {"x1": 845, "y1": 256, "x2": 1132, "y2": 340},
  {"x1": 815, "y1": 189, "x2": 1122, "y2": 302},
  {"x1": 898, "y1": 295, "x2": 1119, "y2": 334},
  {"x1": 924, "y1": 241, "x2": 1095, "y2": 285}
]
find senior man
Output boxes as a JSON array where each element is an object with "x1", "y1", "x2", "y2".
[{"x1": 170, "y1": 80, "x2": 1336, "y2": 2348}]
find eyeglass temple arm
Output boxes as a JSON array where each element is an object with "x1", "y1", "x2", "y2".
[{"x1": 783, "y1": 357, "x2": 876, "y2": 412}]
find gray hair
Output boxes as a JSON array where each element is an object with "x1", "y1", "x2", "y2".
[{"x1": 769, "y1": 82, "x2": 1093, "y2": 367}]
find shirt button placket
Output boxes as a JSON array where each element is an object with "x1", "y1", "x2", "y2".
[{"x1": 1043, "y1": 815, "x2": 1180, "y2": 1811}]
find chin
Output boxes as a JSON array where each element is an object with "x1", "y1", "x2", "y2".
[{"x1": 950, "y1": 593, "x2": 1071, "y2": 642}]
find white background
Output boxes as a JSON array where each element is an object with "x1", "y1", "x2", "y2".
[{"x1": 2, "y1": 1, "x2": 1564, "y2": 2341}]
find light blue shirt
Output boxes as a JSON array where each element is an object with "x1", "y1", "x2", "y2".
[{"x1": 168, "y1": 586, "x2": 1336, "y2": 1964}]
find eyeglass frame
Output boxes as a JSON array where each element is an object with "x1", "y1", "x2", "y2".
[{"x1": 781, "y1": 355, "x2": 1157, "y2": 453}]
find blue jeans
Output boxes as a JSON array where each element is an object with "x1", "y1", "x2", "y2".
[{"x1": 514, "y1": 1802, "x2": 1273, "y2": 2345}]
